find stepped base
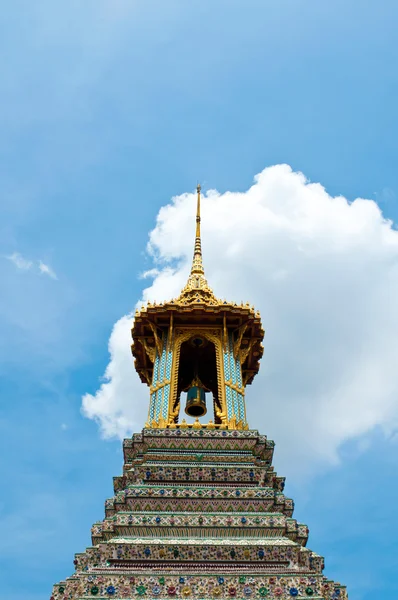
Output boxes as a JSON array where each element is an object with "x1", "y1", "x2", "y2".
[{"x1": 50, "y1": 428, "x2": 347, "y2": 600}]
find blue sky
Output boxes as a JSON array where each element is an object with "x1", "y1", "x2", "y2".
[{"x1": 1, "y1": 2, "x2": 398, "y2": 598}]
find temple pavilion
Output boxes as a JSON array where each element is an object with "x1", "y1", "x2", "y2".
[{"x1": 51, "y1": 186, "x2": 347, "y2": 599}]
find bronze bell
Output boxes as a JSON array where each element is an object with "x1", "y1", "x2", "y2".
[{"x1": 185, "y1": 377, "x2": 207, "y2": 417}]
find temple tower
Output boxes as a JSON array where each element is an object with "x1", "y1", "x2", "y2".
[{"x1": 51, "y1": 186, "x2": 347, "y2": 600}]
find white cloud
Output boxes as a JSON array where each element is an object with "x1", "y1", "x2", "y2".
[
  {"x1": 81, "y1": 165, "x2": 398, "y2": 475},
  {"x1": 38, "y1": 261, "x2": 57, "y2": 280},
  {"x1": 6, "y1": 253, "x2": 57, "y2": 280},
  {"x1": 7, "y1": 252, "x2": 32, "y2": 271}
]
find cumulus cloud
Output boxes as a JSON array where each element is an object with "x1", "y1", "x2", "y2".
[
  {"x1": 6, "y1": 253, "x2": 57, "y2": 279},
  {"x1": 81, "y1": 164, "x2": 398, "y2": 475},
  {"x1": 82, "y1": 314, "x2": 143, "y2": 438}
]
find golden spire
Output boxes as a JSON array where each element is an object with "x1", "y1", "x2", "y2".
[
  {"x1": 196, "y1": 183, "x2": 201, "y2": 238},
  {"x1": 191, "y1": 184, "x2": 205, "y2": 276},
  {"x1": 176, "y1": 184, "x2": 218, "y2": 305}
]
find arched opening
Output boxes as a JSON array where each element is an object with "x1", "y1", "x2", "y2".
[{"x1": 170, "y1": 335, "x2": 223, "y2": 424}]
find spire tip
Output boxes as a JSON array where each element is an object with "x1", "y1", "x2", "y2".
[{"x1": 176, "y1": 181, "x2": 217, "y2": 303}]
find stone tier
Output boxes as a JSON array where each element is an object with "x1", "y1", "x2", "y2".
[
  {"x1": 114, "y1": 466, "x2": 285, "y2": 491},
  {"x1": 91, "y1": 512, "x2": 308, "y2": 545},
  {"x1": 53, "y1": 572, "x2": 344, "y2": 600},
  {"x1": 76, "y1": 537, "x2": 323, "y2": 575},
  {"x1": 122, "y1": 430, "x2": 275, "y2": 465},
  {"x1": 104, "y1": 485, "x2": 294, "y2": 517}
]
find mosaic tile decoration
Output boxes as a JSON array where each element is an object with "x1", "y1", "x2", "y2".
[{"x1": 51, "y1": 429, "x2": 347, "y2": 599}]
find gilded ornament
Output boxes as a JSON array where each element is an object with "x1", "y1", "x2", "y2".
[
  {"x1": 233, "y1": 323, "x2": 248, "y2": 358},
  {"x1": 137, "y1": 338, "x2": 156, "y2": 364}
]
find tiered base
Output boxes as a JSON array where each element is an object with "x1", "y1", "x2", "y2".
[{"x1": 51, "y1": 428, "x2": 347, "y2": 599}]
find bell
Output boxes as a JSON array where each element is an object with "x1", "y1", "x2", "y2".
[{"x1": 185, "y1": 383, "x2": 207, "y2": 418}]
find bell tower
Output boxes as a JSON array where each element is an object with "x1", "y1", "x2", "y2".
[
  {"x1": 131, "y1": 185, "x2": 264, "y2": 430},
  {"x1": 51, "y1": 183, "x2": 348, "y2": 600}
]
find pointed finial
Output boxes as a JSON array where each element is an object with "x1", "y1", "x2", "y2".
[
  {"x1": 191, "y1": 184, "x2": 204, "y2": 275},
  {"x1": 196, "y1": 183, "x2": 201, "y2": 239}
]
